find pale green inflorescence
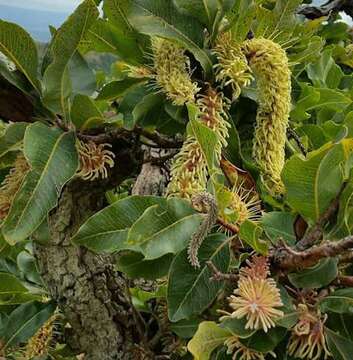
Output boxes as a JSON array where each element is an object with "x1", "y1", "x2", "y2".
[
  {"x1": 152, "y1": 37, "x2": 199, "y2": 106},
  {"x1": 242, "y1": 38, "x2": 291, "y2": 195}
]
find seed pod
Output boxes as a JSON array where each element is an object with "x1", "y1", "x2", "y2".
[
  {"x1": 152, "y1": 37, "x2": 199, "y2": 106},
  {"x1": 243, "y1": 38, "x2": 291, "y2": 195}
]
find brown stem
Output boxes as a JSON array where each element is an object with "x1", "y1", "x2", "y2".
[
  {"x1": 206, "y1": 261, "x2": 238, "y2": 282},
  {"x1": 298, "y1": 0, "x2": 353, "y2": 19},
  {"x1": 273, "y1": 236, "x2": 353, "y2": 271},
  {"x1": 217, "y1": 217, "x2": 239, "y2": 234},
  {"x1": 334, "y1": 275, "x2": 353, "y2": 287}
]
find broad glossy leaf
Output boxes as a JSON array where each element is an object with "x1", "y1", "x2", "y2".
[
  {"x1": 239, "y1": 220, "x2": 268, "y2": 255},
  {"x1": 0, "y1": 20, "x2": 40, "y2": 92},
  {"x1": 17, "y1": 251, "x2": 42, "y2": 285},
  {"x1": 282, "y1": 143, "x2": 345, "y2": 223},
  {"x1": 261, "y1": 212, "x2": 296, "y2": 246},
  {"x1": 320, "y1": 289, "x2": 353, "y2": 315},
  {"x1": 116, "y1": 251, "x2": 173, "y2": 280},
  {"x1": 2, "y1": 301, "x2": 55, "y2": 349},
  {"x1": 127, "y1": 197, "x2": 203, "y2": 259},
  {"x1": 97, "y1": 78, "x2": 146, "y2": 101},
  {"x1": 288, "y1": 258, "x2": 338, "y2": 289},
  {"x1": 127, "y1": 0, "x2": 213, "y2": 76},
  {"x1": 2, "y1": 123, "x2": 78, "y2": 244},
  {"x1": 0, "y1": 123, "x2": 27, "y2": 159},
  {"x1": 0, "y1": 273, "x2": 41, "y2": 305},
  {"x1": 307, "y1": 49, "x2": 344, "y2": 89},
  {"x1": 42, "y1": 0, "x2": 99, "y2": 115},
  {"x1": 326, "y1": 328, "x2": 353, "y2": 360},
  {"x1": 227, "y1": 0, "x2": 255, "y2": 41},
  {"x1": 220, "y1": 317, "x2": 256, "y2": 338},
  {"x1": 170, "y1": 318, "x2": 202, "y2": 339},
  {"x1": 71, "y1": 94, "x2": 104, "y2": 130},
  {"x1": 72, "y1": 196, "x2": 166, "y2": 252},
  {"x1": 167, "y1": 234, "x2": 229, "y2": 322},
  {"x1": 187, "y1": 321, "x2": 232, "y2": 360}
]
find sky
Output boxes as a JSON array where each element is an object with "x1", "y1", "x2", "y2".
[{"x1": 0, "y1": 0, "x2": 82, "y2": 12}]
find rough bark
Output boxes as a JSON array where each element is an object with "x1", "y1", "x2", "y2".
[{"x1": 34, "y1": 182, "x2": 137, "y2": 360}]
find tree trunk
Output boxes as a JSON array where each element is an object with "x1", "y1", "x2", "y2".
[{"x1": 34, "y1": 182, "x2": 136, "y2": 360}]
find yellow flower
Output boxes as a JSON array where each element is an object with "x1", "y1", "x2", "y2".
[
  {"x1": 152, "y1": 37, "x2": 199, "y2": 106},
  {"x1": 242, "y1": 38, "x2": 291, "y2": 195},
  {"x1": 225, "y1": 336, "x2": 275, "y2": 360},
  {"x1": 288, "y1": 305, "x2": 331, "y2": 360},
  {"x1": 25, "y1": 316, "x2": 56, "y2": 359},
  {"x1": 76, "y1": 140, "x2": 115, "y2": 181},
  {"x1": 227, "y1": 257, "x2": 284, "y2": 332},
  {"x1": 0, "y1": 154, "x2": 30, "y2": 220},
  {"x1": 213, "y1": 32, "x2": 253, "y2": 100}
]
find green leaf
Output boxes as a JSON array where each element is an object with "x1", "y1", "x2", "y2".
[
  {"x1": 220, "y1": 317, "x2": 256, "y2": 339},
  {"x1": 239, "y1": 220, "x2": 268, "y2": 255},
  {"x1": 0, "y1": 272, "x2": 41, "y2": 305},
  {"x1": 2, "y1": 123, "x2": 78, "y2": 244},
  {"x1": 239, "y1": 327, "x2": 287, "y2": 353},
  {"x1": 116, "y1": 251, "x2": 173, "y2": 280},
  {"x1": 326, "y1": 328, "x2": 353, "y2": 360},
  {"x1": 282, "y1": 143, "x2": 346, "y2": 222},
  {"x1": 227, "y1": 0, "x2": 255, "y2": 41},
  {"x1": 42, "y1": 0, "x2": 99, "y2": 115},
  {"x1": 288, "y1": 258, "x2": 338, "y2": 289},
  {"x1": 167, "y1": 234, "x2": 229, "y2": 322},
  {"x1": 72, "y1": 196, "x2": 166, "y2": 252},
  {"x1": 170, "y1": 318, "x2": 202, "y2": 339},
  {"x1": 127, "y1": 198, "x2": 203, "y2": 259},
  {"x1": 0, "y1": 20, "x2": 40, "y2": 92},
  {"x1": 17, "y1": 251, "x2": 42, "y2": 285},
  {"x1": 104, "y1": 0, "x2": 136, "y2": 34},
  {"x1": 127, "y1": 0, "x2": 213, "y2": 76},
  {"x1": 261, "y1": 212, "x2": 296, "y2": 246},
  {"x1": 70, "y1": 94, "x2": 104, "y2": 130},
  {"x1": 0, "y1": 123, "x2": 28, "y2": 159},
  {"x1": 320, "y1": 289, "x2": 353, "y2": 315},
  {"x1": 2, "y1": 301, "x2": 55, "y2": 350},
  {"x1": 291, "y1": 83, "x2": 321, "y2": 122},
  {"x1": 97, "y1": 78, "x2": 146, "y2": 101},
  {"x1": 307, "y1": 49, "x2": 344, "y2": 89},
  {"x1": 187, "y1": 321, "x2": 232, "y2": 360}
]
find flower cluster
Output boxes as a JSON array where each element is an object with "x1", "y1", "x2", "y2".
[
  {"x1": 152, "y1": 37, "x2": 199, "y2": 106},
  {"x1": 242, "y1": 38, "x2": 291, "y2": 195},
  {"x1": 288, "y1": 304, "x2": 331, "y2": 360},
  {"x1": 0, "y1": 154, "x2": 30, "y2": 220},
  {"x1": 213, "y1": 32, "x2": 253, "y2": 100},
  {"x1": 24, "y1": 316, "x2": 56, "y2": 359},
  {"x1": 225, "y1": 256, "x2": 284, "y2": 333},
  {"x1": 76, "y1": 140, "x2": 115, "y2": 181}
]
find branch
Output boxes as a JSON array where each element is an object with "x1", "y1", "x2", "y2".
[
  {"x1": 296, "y1": 184, "x2": 345, "y2": 250},
  {"x1": 334, "y1": 275, "x2": 353, "y2": 287},
  {"x1": 273, "y1": 236, "x2": 353, "y2": 271},
  {"x1": 206, "y1": 261, "x2": 238, "y2": 282},
  {"x1": 287, "y1": 127, "x2": 307, "y2": 156},
  {"x1": 217, "y1": 217, "x2": 239, "y2": 234},
  {"x1": 298, "y1": 0, "x2": 353, "y2": 19}
]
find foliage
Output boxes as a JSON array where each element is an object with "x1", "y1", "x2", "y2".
[{"x1": 0, "y1": 0, "x2": 353, "y2": 359}]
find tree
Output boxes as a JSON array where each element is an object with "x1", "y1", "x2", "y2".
[{"x1": 0, "y1": 0, "x2": 353, "y2": 359}]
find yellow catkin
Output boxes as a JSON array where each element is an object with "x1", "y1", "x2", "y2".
[
  {"x1": 152, "y1": 37, "x2": 199, "y2": 106},
  {"x1": 167, "y1": 88, "x2": 229, "y2": 198},
  {"x1": 0, "y1": 154, "x2": 30, "y2": 220},
  {"x1": 242, "y1": 38, "x2": 291, "y2": 195},
  {"x1": 25, "y1": 316, "x2": 55, "y2": 359},
  {"x1": 213, "y1": 32, "x2": 253, "y2": 100}
]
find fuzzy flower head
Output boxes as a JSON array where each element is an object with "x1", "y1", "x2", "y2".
[
  {"x1": 219, "y1": 184, "x2": 262, "y2": 226},
  {"x1": 213, "y1": 32, "x2": 253, "y2": 100},
  {"x1": 0, "y1": 154, "x2": 30, "y2": 220},
  {"x1": 152, "y1": 37, "x2": 199, "y2": 106},
  {"x1": 227, "y1": 256, "x2": 284, "y2": 333},
  {"x1": 242, "y1": 38, "x2": 291, "y2": 195},
  {"x1": 25, "y1": 316, "x2": 56, "y2": 359},
  {"x1": 167, "y1": 137, "x2": 207, "y2": 198},
  {"x1": 225, "y1": 336, "x2": 275, "y2": 360},
  {"x1": 76, "y1": 140, "x2": 115, "y2": 181},
  {"x1": 288, "y1": 304, "x2": 331, "y2": 360}
]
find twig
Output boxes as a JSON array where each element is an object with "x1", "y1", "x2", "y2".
[
  {"x1": 217, "y1": 217, "x2": 240, "y2": 234},
  {"x1": 273, "y1": 236, "x2": 353, "y2": 271},
  {"x1": 334, "y1": 275, "x2": 353, "y2": 287},
  {"x1": 206, "y1": 261, "x2": 238, "y2": 282},
  {"x1": 339, "y1": 251, "x2": 353, "y2": 264},
  {"x1": 287, "y1": 127, "x2": 307, "y2": 156},
  {"x1": 298, "y1": 0, "x2": 353, "y2": 19},
  {"x1": 134, "y1": 126, "x2": 183, "y2": 149},
  {"x1": 296, "y1": 184, "x2": 346, "y2": 250}
]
